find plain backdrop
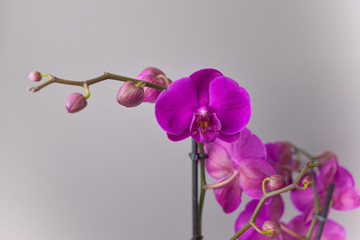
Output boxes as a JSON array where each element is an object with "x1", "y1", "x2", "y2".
[{"x1": 1, "y1": 0, "x2": 360, "y2": 239}]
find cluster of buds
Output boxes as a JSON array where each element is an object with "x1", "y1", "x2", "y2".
[
  {"x1": 116, "y1": 67, "x2": 171, "y2": 107},
  {"x1": 28, "y1": 67, "x2": 171, "y2": 113}
]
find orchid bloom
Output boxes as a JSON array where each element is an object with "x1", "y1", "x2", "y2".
[
  {"x1": 234, "y1": 195, "x2": 285, "y2": 240},
  {"x1": 204, "y1": 128, "x2": 276, "y2": 213},
  {"x1": 282, "y1": 215, "x2": 346, "y2": 240},
  {"x1": 265, "y1": 142, "x2": 296, "y2": 185},
  {"x1": 155, "y1": 68, "x2": 251, "y2": 143},
  {"x1": 291, "y1": 159, "x2": 360, "y2": 223}
]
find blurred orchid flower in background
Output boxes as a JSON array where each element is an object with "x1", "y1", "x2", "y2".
[{"x1": 205, "y1": 128, "x2": 276, "y2": 213}]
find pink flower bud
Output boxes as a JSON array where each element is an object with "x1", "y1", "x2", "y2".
[
  {"x1": 66, "y1": 93, "x2": 87, "y2": 113},
  {"x1": 302, "y1": 175, "x2": 313, "y2": 186},
  {"x1": 268, "y1": 175, "x2": 286, "y2": 191},
  {"x1": 116, "y1": 81, "x2": 144, "y2": 107},
  {"x1": 28, "y1": 71, "x2": 42, "y2": 82},
  {"x1": 136, "y1": 67, "x2": 172, "y2": 103},
  {"x1": 262, "y1": 220, "x2": 281, "y2": 238}
]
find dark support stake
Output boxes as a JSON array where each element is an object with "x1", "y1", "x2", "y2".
[
  {"x1": 314, "y1": 183, "x2": 335, "y2": 240},
  {"x1": 189, "y1": 139, "x2": 202, "y2": 240}
]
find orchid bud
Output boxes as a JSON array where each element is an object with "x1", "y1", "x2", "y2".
[
  {"x1": 268, "y1": 175, "x2": 286, "y2": 191},
  {"x1": 302, "y1": 175, "x2": 313, "y2": 187},
  {"x1": 262, "y1": 220, "x2": 281, "y2": 238},
  {"x1": 116, "y1": 81, "x2": 144, "y2": 107},
  {"x1": 28, "y1": 71, "x2": 42, "y2": 82},
  {"x1": 66, "y1": 93, "x2": 87, "y2": 113},
  {"x1": 136, "y1": 67, "x2": 172, "y2": 103}
]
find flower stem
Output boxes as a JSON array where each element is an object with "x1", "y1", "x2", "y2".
[
  {"x1": 280, "y1": 223, "x2": 306, "y2": 240},
  {"x1": 230, "y1": 222, "x2": 251, "y2": 240},
  {"x1": 306, "y1": 218, "x2": 318, "y2": 240},
  {"x1": 286, "y1": 142, "x2": 316, "y2": 160},
  {"x1": 287, "y1": 142, "x2": 321, "y2": 213},
  {"x1": 230, "y1": 162, "x2": 320, "y2": 240},
  {"x1": 28, "y1": 72, "x2": 167, "y2": 92},
  {"x1": 198, "y1": 143, "x2": 207, "y2": 237},
  {"x1": 202, "y1": 170, "x2": 238, "y2": 189}
]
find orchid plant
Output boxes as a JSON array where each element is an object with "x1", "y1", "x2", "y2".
[{"x1": 28, "y1": 68, "x2": 360, "y2": 240}]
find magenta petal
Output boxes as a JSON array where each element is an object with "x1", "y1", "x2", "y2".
[
  {"x1": 290, "y1": 175, "x2": 317, "y2": 212},
  {"x1": 290, "y1": 187, "x2": 314, "y2": 213},
  {"x1": 334, "y1": 166, "x2": 355, "y2": 188},
  {"x1": 287, "y1": 216, "x2": 346, "y2": 240},
  {"x1": 205, "y1": 142, "x2": 234, "y2": 179},
  {"x1": 232, "y1": 129, "x2": 267, "y2": 163},
  {"x1": 286, "y1": 215, "x2": 309, "y2": 237},
  {"x1": 236, "y1": 200, "x2": 259, "y2": 229},
  {"x1": 235, "y1": 200, "x2": 260, "y2": 240},
  {"x1": 189, "y1": 68, "x2": 223, "y2": 106},
  {"x1": 155, "y1": 77, "x2": 198, "y2": 136},
  {"x1": 208, "y1": 76, "x2": 251, "y2": 134},
  {"x1": 213, "y1": 176, "x2": 243, "y2": 213},
  {"x1": 268, "y1": 195, "x2": 284, "y2": 221},
  {"x1": 167, "y1": 131, "x2": 190, "y2": 142},
  {"x1": 236, "y1": 158, "x2": 276, "y2": 198},
  {"x1": 320, "y1": 219, "x2": 346, "y2": 240},
  {"x1": 265, "y1": 142, "x2": 292, "y2": 166},
  {"x1": 302, "y1": 203, "x2": 316, "y2": 224},
  {"x1": 217, "y1": 132, "x2": 240, "y2": 143},
  {"x1": 332, "y1": 187, "x2": 360, "y2": 211},
  {"x1": 235, "y1": 198, "x2": 283, "y2": 240},
  {"x1": 319, "y1": 160, "x2": 338, "y2": 187}
]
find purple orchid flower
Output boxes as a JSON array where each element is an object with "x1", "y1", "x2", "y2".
[
  {"x1": 282, "y1": 215, "x2": 346, "y2": 240},
  {"x1": 204, "y1": 128, "x2": 276, "y2": 213},
  {"x1": 155, "y1": 69, "x2": 251, "y2": 143},
  {"x1": 234, "y1": 195, "x2": 285, "y2": 240},
  {"x1": 291, "y1": 159, "x2": 360, "y2": 223},
  {"x1": 265, "y1": 142, "x2": 296, "y2": 185}
]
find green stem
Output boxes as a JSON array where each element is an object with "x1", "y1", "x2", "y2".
[
  {"x1": 230, "y1": 222, "x2": 251, "y2": 240},
  {"x1": 286, "y1": 142, "x2": 322, "y2": 240},
  {"x1": 310, "y1": 167, "x2": 321, "y2": 212},
  {"x1": 280, "y1": 223, "x2": 306, "y2": 240},
  {"x1": 305, "y1": 165, "x2": 321, "y2": 239},
  {"x1": 198, "y1": 143, "x2": 207, "y2": 237},
  {"x1": 28, "y1": 72, "x2": 167, "y2": 92},
  {"x1": 230, "y1": 162, "x2": 320, "y2": 240},
  {"x1": 287, "y1": 142, "x2": 316, "y2": 160},
  {"x1": 305, "y1": 218, "x2": 318, "y2": 240}
]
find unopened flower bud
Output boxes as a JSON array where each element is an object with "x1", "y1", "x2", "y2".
[
  {"x1": 268, "y1": 175, "x2": 286, "y2": 191},
  {"x1": 302, "y1": 176, "x2": 313, "y2": 187},
  {"x1": 116, "y1": 81, "x2": 144, "y2": 107},
  {"x1": 66, "y1": 93, "x2": 87, "y2": 113},
  {"x1": 262, "y1": 220, "x2": 281, "y2": 238},
  {"x1": 28, "y1": 71, "x2": 42, "y2": 82},
  {"x1": 136, "y1": 67, "x2": 172, "y2": 103}
]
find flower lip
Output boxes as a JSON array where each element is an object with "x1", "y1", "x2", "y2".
[{"x1": 190, "y1": 111, "x2": 221, "y2": 143}]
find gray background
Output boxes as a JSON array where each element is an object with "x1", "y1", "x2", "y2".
[{"x1": 1, "y1": 0, "x2": 360, "y2": 239}]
